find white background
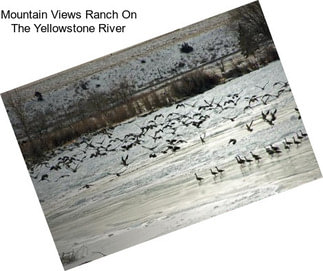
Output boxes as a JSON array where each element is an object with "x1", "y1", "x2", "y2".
[{"x1": 0, "y1": 0, "x2": 322, "y2": 270}]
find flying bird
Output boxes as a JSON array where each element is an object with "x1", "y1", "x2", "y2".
[
  {"x1": 228, "y1": 138, "x2": 237, "y2": 145},
  {"x1": 223, "y1": 115, "x2": 238, "y2": 122},
  {"x1": 200, "y1": 133, "x2": 206, "y2": 144},
  {"x1": 80, "y1": 184, "x2": 94, "y2": 189},
  {"x1": 246, "y1": 120, "x2": 254, "y2": 132},
  {"x1": 121, "y1": 155, "x2": 129, "y2": 166},
  {"x1": 255, "y1": 81, "x2": 269, "y2": 91}
]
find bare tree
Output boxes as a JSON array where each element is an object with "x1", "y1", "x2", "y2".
[
  {"x1": 4, "y1": 90, "x2": 32, "y2": 142},
  {"x1": 232, "y1": 1, "x2": 272, "y2": 57}
]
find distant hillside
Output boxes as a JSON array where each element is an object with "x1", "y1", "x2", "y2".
[{"x1": 1, "y1": 1, "x2": 277, "y2": 163}]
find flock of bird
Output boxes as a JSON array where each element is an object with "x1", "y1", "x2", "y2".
[
  {"x1": 30, "y1": 77, "x2": 306, "y2": 191},
  {"x1": 194, "y1": 126, "x2": 308, "y2": 184},
  {"x1": 194, "y1": 124, "x2": 308, "y2": 184}
]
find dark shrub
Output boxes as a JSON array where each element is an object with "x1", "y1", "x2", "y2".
[
  {"x1": 264, "y1": 46, "x2": 279, "y2": 62},
  {"x1": 169, "y1": 70, "x2": 221, "y2": 99},
  {"x1": 177, "y1": 62, "x2": 185, "y2": 68},
  {"x1": 222, "y1": 66, "x2": 243, "y2": 80},
  {"x1": 80, "y1": 81, "x2": 89, "y2": 90},
  {"x1": 34, "y1": 91, "x2": 43, "y2": 101},
  {"x1": 180, "y1": 42, "x2": 194, "y2": 53}
]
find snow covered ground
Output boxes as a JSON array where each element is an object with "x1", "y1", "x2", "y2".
[
  {"x1": 29, "y1": 60, "x2": 321, "y2": 269},
  {"x1": 4, "y1": 11, "x2": 239, "y2": 139}
]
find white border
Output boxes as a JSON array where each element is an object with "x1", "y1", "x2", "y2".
[{"x1": 1, "y1": 1, "x2": 322, "y2": 271}]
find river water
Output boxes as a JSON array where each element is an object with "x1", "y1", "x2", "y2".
[{"x1": 31, "y1": 61, "x2": 321, "y2": 268}]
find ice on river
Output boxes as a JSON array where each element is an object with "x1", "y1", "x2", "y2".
[{"x1": 29, "y1": 60, "x2": 321, "y2": 269}]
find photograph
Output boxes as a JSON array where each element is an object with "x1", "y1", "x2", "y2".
[{"x1": 1, "y1": 1, "x2": 322, "y2": 270}]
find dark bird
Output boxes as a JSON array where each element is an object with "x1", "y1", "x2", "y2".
[
  {"x1": 293, "y1": 136, "x2": 301, "y2": 146},
  {"x1": 55, "y1": 175, "x2": 70, "y2": 182},
  {"x1": 284, "y1": 138, "x2": 293, "y2": 146},
  {"x1": 261, "y1": 110, "x2": 269, "y2": 120},
  {"x1": 142, "y1": 145, "x2": 158, "y2": 151},
  {"x1": 191, "y1": 120, "x2": 204, "y2": 128},
  {"x1": 210, "y1": 169, "x2": 218, "y2": 177},
  {"x1": 200, "y1": 133, "x2": 206, "y2": 144},
  {"x1": 81, "y1": 184, "x2": 93, "y2": 189},
  {"x1": 215, "y1": 166, "x2": 224, "y2": 173},
  {"x1": 154, "y1": 129, "x2": 164, "y2": 136},
  {"x1": 195, "y1": 173, "x2": 204, "y2": 182},
  {"x1": 299, "y1": 130, "x2": 308, "y2": 137},
  {"x1": 223, "y1": 100, "x2": 232, "y2": 106},
  {"x1": 176, "y1": 103, "x2": 185, "y2": 109},
  {"x1": 265, "y1": 147, "x2": 275, "y2": 156},
  {"x1": 70, "y1": 164, "x2": 80, "y2": 173},
  {"x1": 270, "y1": 144, "x2": 280, "y2": 152},
  {"x1": 247, "y1": 95, "x2": 259, "y2": 105},
  {"x1": 275, "y1": 88, "x2": 286, "y2": 98},
  {"x1": 265, "y1": 118, "x2": 275, "y2": 126},
  {"x1": 168, "y1": 145, "x2": 180, "y2": 152},
  {"x1": 121, "y1": 143, "x2": 134, "y2": 151},
  {"x1": 296, "y1": 132, "x2": 303, "y2": 140},
  {"x1": 273, "y1": 81, "x2": 289, "y2": 88},
  {"x1": 121, "y1": 155, "x2": 129, "y2": 166},
  {"x1": 192, "y1": 112, "x2": 202, "y2": 118},
  {"x1": 90, "y1": 152, "x2": 98, "y2": 158},
  {"x1": 166, "y1": 139, "x2": 177, "y2": 145},
  {"x1": 233, "y1": 97, "x2": 241, "y2": 106},
  {"x1": 243, "y1": 105, "x2": 254, "y2": 112},
  {"x1": 50, "y1": 164, "x2": 61, "y2": 171},
  {"x1": 184, "y1": 101, "x2": 197, "y2": 108},
  {"x1": 255, "y1": 81, "x2": 269, "y2": 91},
  {"x1": 161, "y1": 148, "x2": 169, "y2": 154},
  {"x1": 225, "y1": 97, "x2": 241, "y2": 106},
  {"x1": 295, "y1": 108, "x2": 301, "y2": 119},
  {"x1": 283, "y1": 142, "x2": 290, "y2": 150},
  {"x1": 95, "y1": 138, "x2": 105, "y2": 145},
  {"x1": 270, "y1": 108, "x2": 277, "y2": 121},
  {"x1": 204, "y1": 98, "x2": 214, "y2": 107},
  {"x1": 223, "y1": 106, "x2": 234, "y2": 111},
  {"x1": 250, "y1": 151, "x2": 261, "y2": 162},
  {"x1": 149, "y1": 153, "x2": 157, "y2": 158},
  {"x1": 223, "y1": 115, "x2": 238, "y2": 122},
  {"x1": 108, "y1": 168, "x2": 127, "y2": 177},
  {"x1": 235, "y1": 156, "x2": 245, "y2": 165},
  {"x1": 261, "y1": 94, "x2": 271, "y2": 105},
  {"x1": 246, "y1": 120, "x2": 254, "y2": 132},
  {"x1": 214, "y1": 100, "x2": 224, "y2": 112},
  {"x1": 154, "y1": 113, "x2": 164, "y2": 120},
  {"x1": 39, "y1": 174, "x2": 49, "y2": 182},
  {"x1": 228, "y1": 138, "x2": 237, "y2": 145},
  {"x1": 268, "y1": 145, "x2": 281, "y2": 154},
  {"x1": 232, "y1": 89, "x2": 244, "y2": 98},
  {"x1": 198, "y1": 105, "x2": 209, "y2": 111},
  {"x1": 244, "y1": 156, "x2": 253, "y2": 163},
  {"x1": 35, "y1": 91, "x2": 43, "y2": 101},
  {"x1": 149, "y1": 135, "x2": 162, "y2": 142},
  {"x1": 84, "y1": 140, "x2": 96, "y2": 148}
]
